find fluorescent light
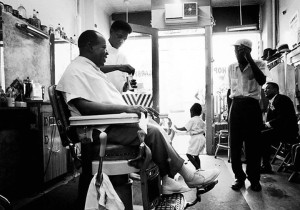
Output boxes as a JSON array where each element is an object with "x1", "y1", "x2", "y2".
[{"x1": 226, "y1": 24, "x2": 258, "y2": 32}]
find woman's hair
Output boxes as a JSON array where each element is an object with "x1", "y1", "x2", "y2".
[{"x1": 190, "y1": 103, "x2": 202, "y2": 116}]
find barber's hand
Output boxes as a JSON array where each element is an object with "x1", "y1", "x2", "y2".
[{"x1": 119, "y1": 64, "x2": 135, "y2": 75}]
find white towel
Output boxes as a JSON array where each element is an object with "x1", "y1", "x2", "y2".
[{"x1": 85, "y1": 173, "x2": 125, "y2": 210}]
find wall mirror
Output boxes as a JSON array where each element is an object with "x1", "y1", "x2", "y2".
[
  {"x1": 53, "y1": 40, "x2": 79, "y2": 84},
  {"x1": 124, "y1": 24, "x2": 159, "y2": 111}
]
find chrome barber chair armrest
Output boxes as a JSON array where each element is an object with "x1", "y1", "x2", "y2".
[{"x1": 69, "y1": 113, "x2": 148, "y2": 175}]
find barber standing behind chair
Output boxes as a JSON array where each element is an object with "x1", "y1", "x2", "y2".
[
  {"x1": 101, "y1": 20, "x2": 136, "y2": 93},
  {"x1": 261, "y1": 82, "x2": 299, "y2": 173},
  {"x1": 228, "y1": 39, "x2": 266, "y2": 192}
]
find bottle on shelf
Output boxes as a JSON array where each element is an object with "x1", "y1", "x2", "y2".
[
  {"x1": 61, "y1": 27, "x2": 66, "y2": 39},
  {"x1": 17, "y1": 4, "x2": 27, "y2": 19},
  {"x1": 31, "y1": 9, "x2": 39, "y2": 28},
  {"x1": 35, "y1": 11, "x2": 41, "y2": 29},
  {"x1": 55, "y1": 23, "x2": 61, "y2": 39},
  {"x1": 48, "y1": 24, "x2": 54, "y2": 35}
]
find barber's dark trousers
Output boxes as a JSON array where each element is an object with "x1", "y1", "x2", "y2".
[{"x1": 229, "y1": 97, "x2": 263, "y2": 183}]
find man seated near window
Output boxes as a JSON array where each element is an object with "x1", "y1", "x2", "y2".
[{"x1": 56, "y1": 30, "x2": 220, "y2": 206}]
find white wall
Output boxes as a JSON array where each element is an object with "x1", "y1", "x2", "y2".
[
  {"x1": 278, "y1": 0, "x2": 300, "y2": 48},
  {"x1": 94, "y1": 1, "x2": 111, "y2": 39},
  {"x1": 1, "y1": 0, "x2": 110, "y2": 39}
]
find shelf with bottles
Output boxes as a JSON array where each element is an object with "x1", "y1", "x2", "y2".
[{"x1": 54, "y1": 35, "x2": 77, "y2": 45}]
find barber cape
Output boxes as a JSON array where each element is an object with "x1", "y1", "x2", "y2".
[
  {"x1": 57, "y1": 56, "x2": 127, "y2": 106},
  {"x1": 85, "y1": 173, "x2": 124, "y2": 210},
  {"x1": 57, "y1": 56, "x2": 148, "y2": 133}
]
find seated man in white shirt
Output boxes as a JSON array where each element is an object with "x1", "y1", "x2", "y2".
[{"x1": 56, "y1": 30, "x2": 220, "y2": 207}]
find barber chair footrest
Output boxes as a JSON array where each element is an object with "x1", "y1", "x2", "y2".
[{"x1": 155, "y1": 193, "x2": 186, "y2": 210}]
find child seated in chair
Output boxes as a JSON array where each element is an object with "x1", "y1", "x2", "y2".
[{"x1": 175, "y1": 103, "x2": 206, "y2": 170}]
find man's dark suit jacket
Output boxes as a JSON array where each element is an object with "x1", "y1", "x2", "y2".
[{"x1": 266, "y1": 94, "x2": 299, "y2": 143}]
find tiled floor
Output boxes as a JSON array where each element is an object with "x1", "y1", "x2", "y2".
[
  {"x1": 168, "y1": 135, "x2": 300, "y2": 210},
  {"x1": 8, "y1": 134, "x2": 300, "y2": 210}
]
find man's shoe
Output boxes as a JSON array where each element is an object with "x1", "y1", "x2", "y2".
[
  {"x1": 260, "y1": 165, "x2": 273, "y2": 174},
  {"x1": 185, "y1": 168, "x2": 220, "y2": 188},
  {"x1": 162, "y1": 176, "x2": 191, "y2": 195},
  {"x1": 250, "y1": 182, "x2": 262, "y2": 192},
  {"x1": 231, "y1": 179, "x2": 245, "y2": 191}
]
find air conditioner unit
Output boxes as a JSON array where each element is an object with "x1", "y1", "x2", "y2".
[{"x1": 165, "y1": 2, "x2": 198, "y2": 25}]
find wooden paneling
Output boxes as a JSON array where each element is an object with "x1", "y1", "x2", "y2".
[{"x1": 42, "y1": 109, "x2": 67, "y2": 183}]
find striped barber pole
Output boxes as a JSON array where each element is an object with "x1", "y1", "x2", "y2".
[{"x1": 122, "y1": 93, "x2": 153, "y2": 107}]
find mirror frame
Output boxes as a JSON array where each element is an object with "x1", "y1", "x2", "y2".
[{"x1": 129, "y1": 23, "x2": 159, "y2": 112}]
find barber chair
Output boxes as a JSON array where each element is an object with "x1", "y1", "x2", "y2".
[
  {"x1": 0, "y1": 195, "x2": 12, "y2": 210},
  {"x1": 49, "y1": 85, "x2": 217, "y2": 210}
]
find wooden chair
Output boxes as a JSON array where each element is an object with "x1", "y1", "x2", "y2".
[
  {"x1": 48, "y1": 85, "x2": 217, "y2": 210},
  {"x1": 271, "y1": 142, "x2": 292, "y2": 172}
]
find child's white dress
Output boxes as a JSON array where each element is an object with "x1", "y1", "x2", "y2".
[{"x1": 185, "y1": 116, "x2": 206, "y2": 156}]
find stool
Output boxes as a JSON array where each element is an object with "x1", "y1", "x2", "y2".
[{"x1": 214, "y1": 130, "x2": 230, "y2": 162}]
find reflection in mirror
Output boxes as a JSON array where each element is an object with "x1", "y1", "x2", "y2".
[
  {"x1": 54, "y1": 41, "x2": 79, "y2": 84},
  {"x1": 122, "y1": 32, "x2": 152, "y2": 94}
]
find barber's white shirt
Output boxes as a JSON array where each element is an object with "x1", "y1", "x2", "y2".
[{"x1": 105, "y1": 42, "x2": 128, "y2": 93}]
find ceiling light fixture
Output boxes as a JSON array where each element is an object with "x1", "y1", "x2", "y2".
[{"x1": 226, "y1": 0, "x2": 258, "y2": 32}]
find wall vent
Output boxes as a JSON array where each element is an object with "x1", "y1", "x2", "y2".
[{"x1": 165, "y1": 2, "x2": 198, "y2": 25}]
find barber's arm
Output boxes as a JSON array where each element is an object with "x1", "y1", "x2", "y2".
[
  {"x1": 244, "y1": 47, "x2": 266, "y2": 86},
  {"x1": 101, "y1": 64, "x2": 135, "y2": 75},
  {"x1": 71, "y1": 98, "x2": 146, "y2": 117}
]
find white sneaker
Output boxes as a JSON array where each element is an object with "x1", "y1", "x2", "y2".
[
  {"x1": 185, "y1": 168, "x2": 220, "y2": 188},
  {"x1": 162, "y1": 176, "x2": 191, "y2": 195}
]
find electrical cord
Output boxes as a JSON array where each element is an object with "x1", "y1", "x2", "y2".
[{"x1": 43, "y1": 124, "x2": 56, "y2": 177}]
